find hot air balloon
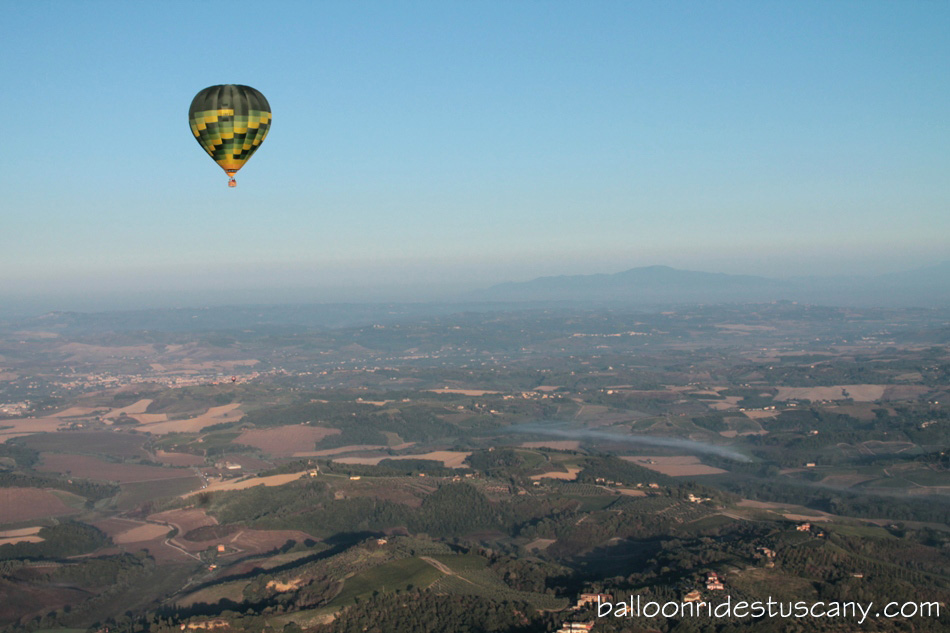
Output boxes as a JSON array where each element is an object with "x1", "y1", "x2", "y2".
[{"x1": 189, "y1": 85, "x2": 271, "y2": 187}]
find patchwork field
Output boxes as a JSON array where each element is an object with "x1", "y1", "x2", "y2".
[
  {"x1": 126, "y1": 413, "x2": 170, "y2": 424},
  {"x1": 117, "y1": 477, "x2": 204, "y2": 510},
  {"x1": 219, "y1": 529, "x2": 316, "y2": 555},
  {"x1": 530, "y1": 467, "x2": 581, "y2": 481},
  {"x1": 621, "y1": 455, "x2": 727, "y2": 476},
  {"x1": 177, "y1": 581, "x2": 248, "y2": 609},
  {"x1": 154, "y1": 450, "x2": 206, "y2": 467},
  {"x1": 520, "y1": 441, "x2": 581, "y2": 450},
  {"x1": 525, "y1": 538, "x2": 555, "y2": 551},
  {"x1": 293, "y1": 443, "x2": 415, "y2": 458},
  {"x1": 56, "y1": 343, "x2": 155, "y2": 361},
  {"x1": 19, "y1": 431, "x2": 148, "y2": 459},
  {"x1": 95, "y1": 516, "x2": 155, "y2": 540},
  {"x1": 742, "y1": 409, "x2": 781, "y2": 420},
  {"x1": 773, "y1": 385, "x2": 887, "y2": 402},
  {"x1": 236, "y1": 424, "x2": 342, "y2": 457},
  {"x1": 38, "y1": 453, "x2": 196, "y2": 483},
  {"x1": 0, "y1": 488, "x2": 79, "y2": 524},
  {"x1": 882, "y1": 385, "x2": 933, "y2": 400},
  {"x1": 428, "y1": 388, "x2": 500, "y2": 396},
  {"x1": 106, "y1": 398, "x2": 154, "y2": 417},
  {"x1": 331, "y1": 556, "x2": 443, "y2": 606},
  {"x1": 113, "y1": 523, "x2": 171, "y2": 544},
  {"x1": 150, "y1": 508, "x2": 218, "y2": 535},
  {"x1": 735, "y1": 499, "x2": 838, "y2": 523},
  {"x1": 820, "y1": 473, "x2": 880, "y2": 488},
  {"x1": 171, "y1": 525, "x2": 316, "y2": 557},
  {"x1": 0, "y1": 526, "x2": 44, "y2": 546},
  {"x1": 182, "y1": 472, "x2": 308, "y2": 497},
  {"x1": 0, "y1": 417, "x2": 66, "y2": 442},
  {"x1": 333, "y1": 451, "x2": 472, "y2": 469},
  {"x1": 94, "y1": 516, "x2": 194, "y2": 563},
  {"x1": 213, "y1": 454, "x2": 273, "y2": 471},
  {"x1": 51, "y1": 406, "x2": 105, "y2": 418},
  {"x1": 136, "y1": 404, "x2": 244, "y2": 434},
  {"x1": 151, "y1": 358, "x2": 259, "y2": 373},
  {"x1": 708, "y1": 396, "x2": 743, "y2": 411},
  {"x1": 617, "y1": 487, "x2": 647, "y2": 496}
]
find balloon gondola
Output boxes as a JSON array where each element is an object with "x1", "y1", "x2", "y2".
[{"x1": 188, "y1": 84, "x2": 271, "y2": 187}]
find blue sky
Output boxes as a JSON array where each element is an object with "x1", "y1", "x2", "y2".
[{"x1": 1, "y1": 1, "x2": 948, "y2": 310}]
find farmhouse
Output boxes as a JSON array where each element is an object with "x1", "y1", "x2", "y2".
[{"x1": 574, "y1": 593, "x2": 612, "y2": 610}]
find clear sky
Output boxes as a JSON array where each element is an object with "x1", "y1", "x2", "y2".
[{"x1": 2, "y1": 1, "x2": 948, "y2": 311}]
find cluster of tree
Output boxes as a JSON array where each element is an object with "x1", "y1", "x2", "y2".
[
  {"x1": 242, "y1": 401, "x2": 483, "y2": 449},
  {"x1": 586, "y1": 524, "x2": 950, "y2": 632},
  {"x1": 918, "y1": 449, "x2": 950, "y2": 469},
  {"x1": 736, "y1": 405, "x2": 949, "y2": 467},
  {"x1": 466, "y1": 448, "x2": 525, "y2": 472},
  {"x1": 690, "y1": 413, "x2": 729, "y2": 432},
  {"x1": 718, "y1": 387, "x2": 778, "y2": 410},
  {"x1": 488, "y1": 554, "x2": 572, "y2": 594},
  {"x1": 0, "y1": 442, "x2": 39, "y2": 469},
  {"x1": 197, "y1": 431, "x2": 257, "y2": 457},
  {"x1": 0, "y1": 472, "x2": 118, "y2": 502},
  {"x1": 749, "y1": 361, "x2": 893, "y2": 387},
  {"x1": 50, "y1": 552, "x2": 150, "y2": 588},
  {"x1": 704, "y1": 472, "x2": 950, "y2": 524},
  {"x1": 0, "y1": 521, "x2": 109, "y2": 560},
  {"x1": 311, "y1": 591, "x2": 545, "y2": 633},
  {"x1": 323, "y1": 459, "x2": 460, "y2": 478},
  {"x1": 208, "y1": 478, "x2": 576, "y2": 543},
  {"x1": 182, "y1": 523, "x2": 240, "y2": 542},
  {"x1": 577, "y1": 455, "x2": 674, "y2": 487},
  {"x1": 143, "y1": 385, "x2": 240, "y2": 416}
]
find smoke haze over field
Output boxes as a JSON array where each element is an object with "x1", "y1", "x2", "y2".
[{"x1": 509, "y1": 422, "x2": 752, "y2": 463}]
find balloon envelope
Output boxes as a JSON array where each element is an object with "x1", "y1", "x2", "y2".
[{"x1": 189, "y1": 84, "x2": 271, "y2": 185}]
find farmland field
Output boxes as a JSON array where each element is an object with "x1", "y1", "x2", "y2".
[
  {"x1": 117, "y1": 477, "x2": 204, "y2": 510},
  {"x1": 333, "y1": 451, "x2": 472, "y2": 468},
  {"x1": 293, "y1": 443, "x2": 414, "y2": 457},
  {"x1": 520, "y1": 440, "x2": 581, "y2": 450},
  {"x1": 427, "y1": 388, "x2": 500, "y2": 396},
  {"x1": 773, "y1": 385, "x2": 887, "y2": 402},
  {"x1": 0, "y1": 488, "x2": 80, "y2": 524},
  {"x1": 107, "y1": 398, "x2": 154, "y2": 417},
  {"x1": 51, "y1": 406, "x2": 104, "y2": 417},
  {"x1": 94, "y1": 516, "x2": 155, "y2": 540},
  {"x1": 223, "y1": 529, "x2": 317, "y2": 555},
  {"x1": 0, "y1": 526, "x2": 44, "y2": 546},
  {"x1": 182, "y1": 472, "x2": 308, "y2": 496},
  {"x1": 177, "y1": 580, "x2": 248, "y2": 609},
  {"x1": 0, "y1": 417, "x2": 66, "y2": 442},
  {"x1": 330, "y1": 557, "x2": 443, "y2": 606},
  {"x1": 18, "y1": 431, "x2": 148, "y2": 459},
  {"x1": 622, "y1": 455, "x2": 728, "y2": 476},
  {"x1": 154, "y1": 450, "x2": 206, "y2": 466},
  {"x1": 38, "y1": 453, "x2": 196, "y2": 483},
  {"x1": 236, "y1": 424, "x2": 341, "y2": 457},
  {"x1": 113, "y1": 523, "x2": 171, "y2": 544},
  {"x1": 149, "y1": 508, "x2": 218, "y2": 535},
  {"x1": 136, "y1": 404, "x2": 245, "y2": 434},
  {"x1": 530, "y1": 467, "x2": 581, "y2": 481}
]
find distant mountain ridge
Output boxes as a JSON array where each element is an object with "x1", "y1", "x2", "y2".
[{"x1": 474, "y1": 262, "x2": 950, "y2": 307}]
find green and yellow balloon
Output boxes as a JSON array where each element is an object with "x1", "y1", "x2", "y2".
[{"x1": 189, "y1": 84, "x2": 271, "y2": 187}]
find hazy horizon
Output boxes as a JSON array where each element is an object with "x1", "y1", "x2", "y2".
[
  {"x1": 2, "y1": 1, "x2": 948, "y2": 315},
  {"x1": 2, "y1": 258, "x2": 948, "y2": 318}
]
